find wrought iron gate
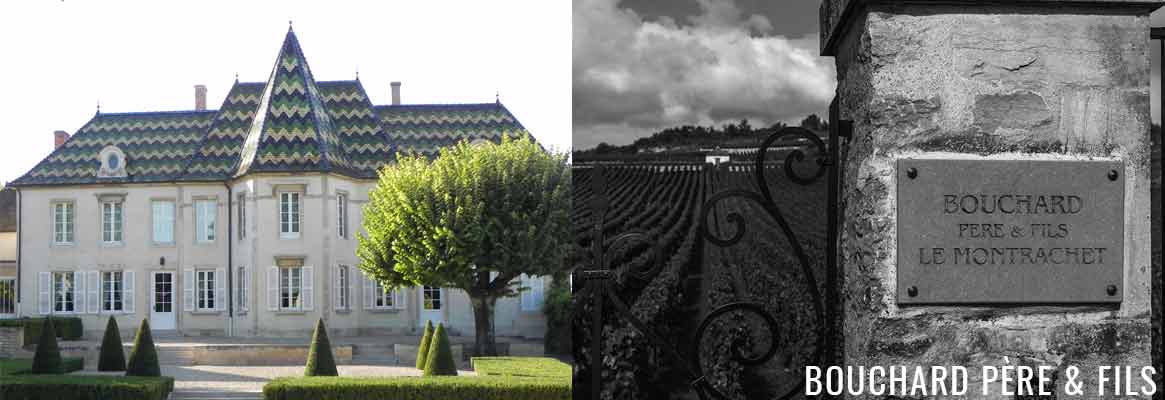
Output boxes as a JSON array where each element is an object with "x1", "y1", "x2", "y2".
[{"x1": 575, "y1": 99, "x2": 851, "y2": 400}]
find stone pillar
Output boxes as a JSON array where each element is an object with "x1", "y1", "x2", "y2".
[{"x1": 821, "y1": 1, "x2": 1158, "y2": 397}]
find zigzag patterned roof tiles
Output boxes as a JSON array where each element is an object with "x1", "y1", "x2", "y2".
[{"x1": 11, "y1": 29, "x2": 529, "y2": 186}]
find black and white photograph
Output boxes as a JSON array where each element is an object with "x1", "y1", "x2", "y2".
[{"x1": 573, "y1": 0, "x2": 1165, "y2": 399}]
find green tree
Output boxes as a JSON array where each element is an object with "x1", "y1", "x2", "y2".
[
  {"x1": 415, "y1": 320, "x2": 434, "y2": 370},
  {"x1": 358, "y1": 135, "x2": 571, "y2": 356},
  {"x1": 422, "y1": 323, "x2": 457, "y2": 376},
  {"x1": 304, "y1": 318, "x2": 338, "y2": 376},
  {"x1": 30, "y1": 318, "x2": 62, "y2": 374},
  {"x1": 97, "y1": 316, "x2": 126, "y2": 371},
  {"x1": 125, "y1": 318, "x2": 160, "y2": 377}
]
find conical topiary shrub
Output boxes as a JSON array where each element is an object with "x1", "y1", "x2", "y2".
[
  {"x1": 422, "y1": 323, "x2": 457, "y2": 376},
  {"x1": 98, "y1": 316, "x2": 127, "y2": 371},
  {"x1": 415, "y1": 320, "x2": 434, "y2": 370},
  {"x1": 30, "y1": 317, "x2": 62, "y2": 374},
  {"x1": 125, "y1": 318, "x2": 160, "y2": 377},
  {"x1": 304, "y1": 318, "x2": 338, "y2": 376}
]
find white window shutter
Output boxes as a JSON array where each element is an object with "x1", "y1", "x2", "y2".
[
  {"x1": 333, "y1": 266, "x2": 342, "y2": 311},
  {"x1": 183, "y1": 270, "x2": 195, "y2": 312},
  {"x1": 245, "y1": 268, "x2": 252, "y2": 312},
  {"x1": 301, "y1": 266, "x2": 314, "y2": 311},
  {"x1": 38, "y1": 272, "x2": 50, "y2": 314},
  {"x1": 149, "y1": 274, "x2": 157, "y2": 315},
  {"x1": 267, "y1": 267, "x2": 279, "y2": 311},
  {"x1": 348, "y1": 269, "x2": 355, "y2": 311},
  {"x1": 78, "y1": 271, "x2": 90, "y2": 314},
  {"x1": 215, "y1": 268, "x2": 226, "y2": 311},
  {"x1": 393, "y1": 288, "x2": 405, "y2": 310},
  {"x1": 123, "y1": 271, "x2": 135, "y2": 314},
  {"x1": 363, "y1": 275, "x2": 372, "y2": 310}
]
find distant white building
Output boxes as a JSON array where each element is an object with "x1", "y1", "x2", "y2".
[{"x1": 6, "y1": 29, "x2": 549, "y2": 339}]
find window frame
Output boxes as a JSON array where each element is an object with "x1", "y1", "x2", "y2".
[
  {"x1": 337, "y1": 265, "x2": 350, "y2": 310},
  {"x1": 278, "y1": 191, "x2": 302, "y2": 239},
  {"x1": 52, "y1": 271, "x2": 75, "y2": 313},
  {"x1": 52, "y1": 201, "x2": 75, "y2": 245},
  {"x1": 236, "y1": 266, "x2": 248, "y2": 313},
  {"x1": 194, "y1": 199, "x2": 217, "y2": 243},
  {"x1": 336, "y1": 192, "x2": 348, "y2": 239},
  {"x1": 278, "y1": 266, "x2": 304, "y2": 311},
  {"x1": 151, "y1": 199, "x2": 175, "y2": 245},
  {"x1": 371, "y1": 280, "x2": 398, "y2": 310},
  {"x1": 196, "y1": 269, "x2": 216, "y2": 311},
  {"x1": 101, "y1": 270, "x2": 124, "y2": 312},
  {"x1": 101, "y1": 200, "x2": 124, "y2": 244},
  {"x1": 237, "y1": 194, "x2": 247, "y2": 240}
]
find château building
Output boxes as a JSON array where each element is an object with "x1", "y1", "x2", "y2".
[{"x1": 5, "y1": 28, "x2": 549, "y2": 339}]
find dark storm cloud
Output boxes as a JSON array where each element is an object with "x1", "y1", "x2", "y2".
[{"x1": 573, "y1": 0, "x2": 836, "y2": 149}]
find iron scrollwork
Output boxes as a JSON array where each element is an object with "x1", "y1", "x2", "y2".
[{"x1": 584, "y1": 126, "x2": 832, "y2": 400}]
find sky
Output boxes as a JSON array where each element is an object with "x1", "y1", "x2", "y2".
[
  {"x1": 574, "y1": 1, "x2": 1165, "y2": 150},
  {"x1": 0, "y1": 0, "x2": 571, "y2": 184},
  {"x1": 573, "y1": 0, "x2": 835, "y2": 150}
]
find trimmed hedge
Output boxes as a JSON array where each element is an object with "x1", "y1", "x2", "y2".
[
  {"x1": 423, "y1": 323, "x2": 457, "y2": 376},
  {"x1": 304, "y1": 318, "x2": 338, "y2": 377},
  {"x1": 125, "y1": 319, "x2": 160, "y2": 377},
  {"x1": 262, "y1": 376, "x2": 570, "y2": 400},
  {"x1": 415, "y1": 320, "x2": 434, "y2": 370},
  {"x1": 0, "y1": 357, "x2": 84, "y2": 376},
  {"x1": 30, "y1": 318, "x2": 62, "y2": 374},
  {"x1": 0, "y1": 317, "x2": 84, "y2": 343},
  {"x1": 472, "y1": 357, "x2": 571, "y2": 378},
  {"x1": 0, "y1": 375, "x2": 174, "y2": 400},
  {"x1": 98, "y1": 316, "x2": 127, "y2": 371}
]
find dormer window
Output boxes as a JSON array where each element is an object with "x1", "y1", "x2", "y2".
[{"x1": 97, "y1": 146, "x2": 127, "y2": 178}]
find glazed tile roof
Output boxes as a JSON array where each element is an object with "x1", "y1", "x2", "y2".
[
  {"x1": 375, "y1": 103, "x2": 526, "y2": 157},
  {"x1": 12, "y1": 28, "x2": 528, "y2": 186}
]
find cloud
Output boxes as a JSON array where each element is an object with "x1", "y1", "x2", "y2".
[{"x1": 573, "y1": 0, "x2": 836, "y2": 149}]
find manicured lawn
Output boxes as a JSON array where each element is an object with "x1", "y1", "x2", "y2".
[
  {"x1": 472, "y1": 357, "x2": 570, "y2": 378},
  {"x1": 0, "y1": 374, "x2": 174, "y2": 400},
  {"x1": 0, "y1": 357, "x2": 84, "y2": 375},
  {"x1": 262, "y1": 357, "x2": 570, "y2": 400}
]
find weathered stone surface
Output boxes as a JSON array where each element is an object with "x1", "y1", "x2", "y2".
[
  {"x1": 828, "y1": 3, "x2": 1155, "y2": 398},
  {"x1": 819, "y1": 0, "x2": 1163, "y2": 55}
]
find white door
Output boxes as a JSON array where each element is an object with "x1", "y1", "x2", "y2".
[
  {"x1": 420, "y1": 286, "x2": 443, "y2": 327},
  {"x1": 150, "y1": 272, "x2": 176, "y2": 330}
]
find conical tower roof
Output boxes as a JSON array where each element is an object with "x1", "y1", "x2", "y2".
[{"x1": 236, "y1": 26, "x2": 353, "y2": 176}]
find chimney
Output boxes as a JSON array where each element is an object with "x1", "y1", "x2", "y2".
[
  {"x1": 390, "y1": 81, "x2": 401, "y2": 105},
  {"x1": 194, "y1": 84, "x2": 207, "y2": 111},
  {"x1": 54, "y1": 130, "x2": 69, "y2": 149}
]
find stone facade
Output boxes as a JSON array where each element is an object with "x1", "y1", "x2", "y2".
[
  {"x1": 15, "y1": 178, "x2": 549, "y2": 339},
  {"x1": 823, "y1": 1, "x2": 1157, "y2": 397}
]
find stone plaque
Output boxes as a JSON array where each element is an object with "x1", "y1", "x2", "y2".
[{"x1": 896, "y1": 159, "x2": 1124, "y2": 304}]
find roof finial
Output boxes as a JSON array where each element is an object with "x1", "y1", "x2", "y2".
[
  {"x1": 288, "y1": 20, "x2": 293, "y2": 32},
  {"x1": 355, "y1": 67, "x2": 359, "y2": 81},
  {"x1": 96, "y1": 100, "x2": 101, "y2": 115},
  {"x1": 495, "y1": 91, "x2": 500, "y2": 104},
  {"x1": 234, "y1": 72, "x2": 239, "y2": 82}
]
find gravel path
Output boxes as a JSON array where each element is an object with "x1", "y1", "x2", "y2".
[{"x1": 75, "y1": 365, "x2": 476, "y2": 399}]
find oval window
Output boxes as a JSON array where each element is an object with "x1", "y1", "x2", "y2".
[{"x1": 107, "y1": 154, "x2": 120, "y2": 170}]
